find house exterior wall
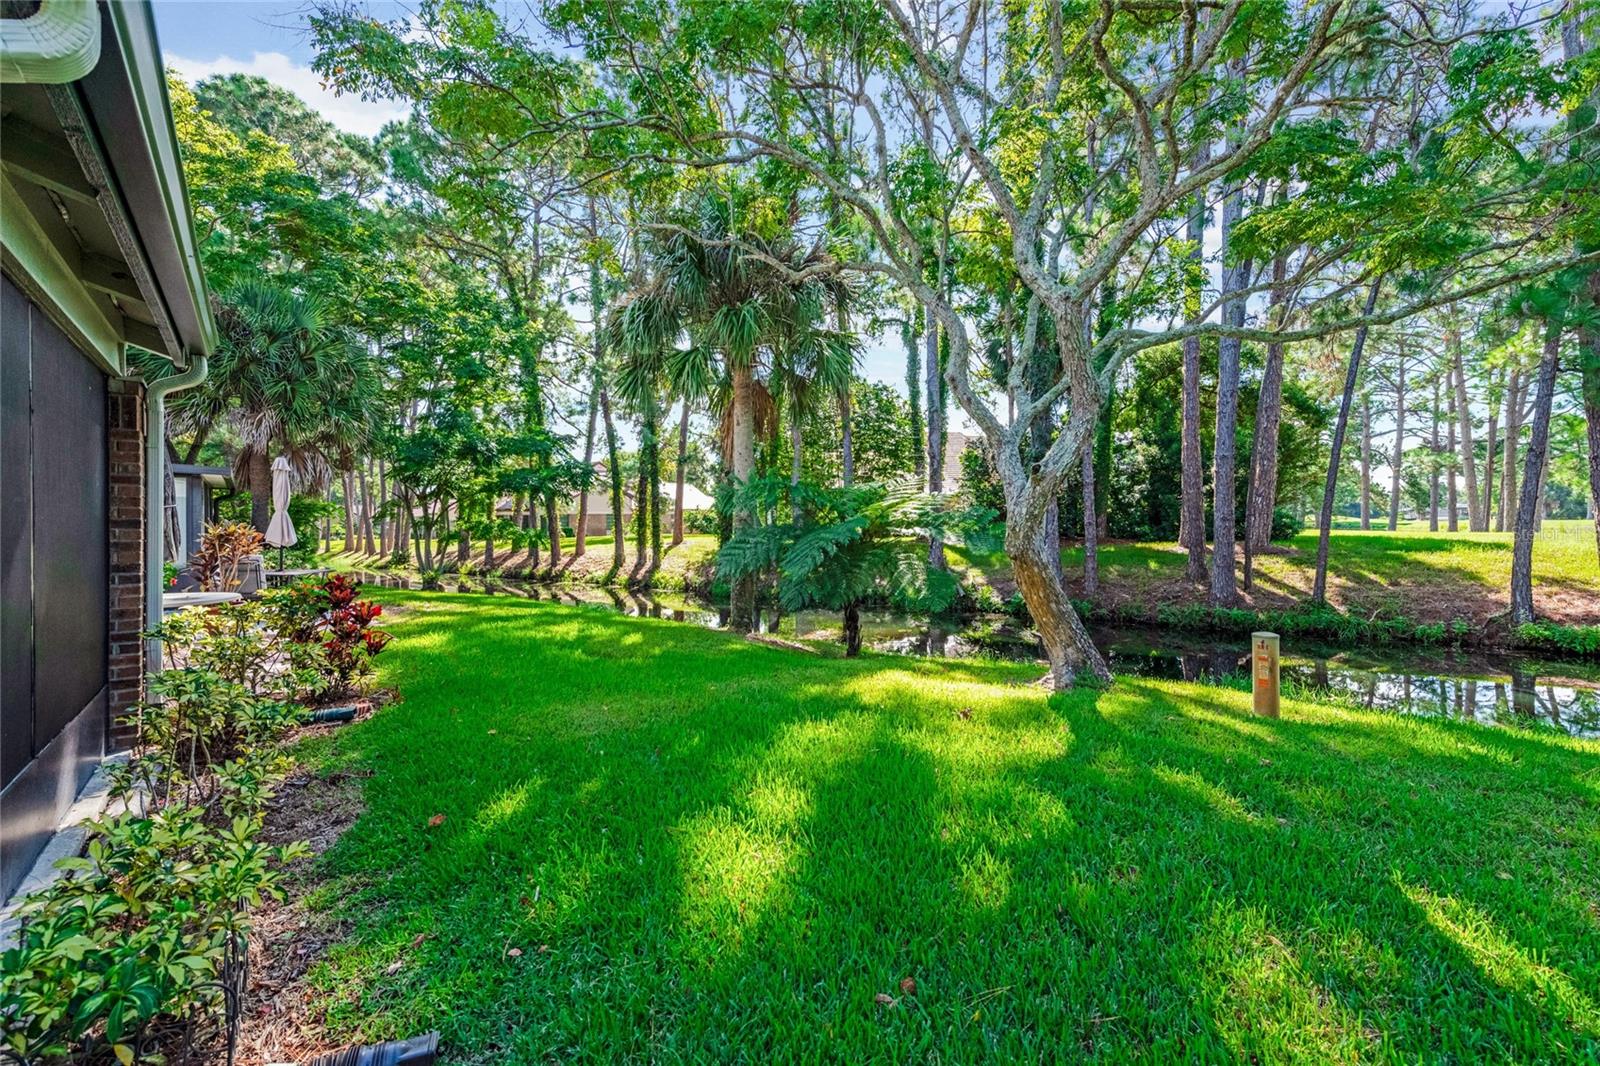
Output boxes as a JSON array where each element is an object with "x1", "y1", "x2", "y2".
[{"x1": 0, "y1": 272, "x2": 119, "y2": 900}]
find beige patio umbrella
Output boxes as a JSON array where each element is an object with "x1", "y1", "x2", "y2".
[{"x1": 264, "y1": 455, "x2": 297, "y2": 568}]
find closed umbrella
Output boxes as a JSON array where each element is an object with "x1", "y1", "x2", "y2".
[{"x1": 264, "y1": 456, "x2": 297, "y2": 569}]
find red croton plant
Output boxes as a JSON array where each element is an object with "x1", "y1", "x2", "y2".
[{"x1": 286, "y1": 574, "x2": 392, "y2": 696}]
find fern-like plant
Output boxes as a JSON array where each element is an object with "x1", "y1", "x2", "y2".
[{"x1": 717, "y1": 478, "x2": 997, "y2": 655}]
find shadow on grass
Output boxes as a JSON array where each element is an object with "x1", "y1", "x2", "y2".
[{"x1": 301, "y1": 594, "x2": 1600, "y2": 1063}]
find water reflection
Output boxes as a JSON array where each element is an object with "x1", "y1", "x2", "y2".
[{"x1": 351, "y1": 572, "x2": 1600, "y2": 737}]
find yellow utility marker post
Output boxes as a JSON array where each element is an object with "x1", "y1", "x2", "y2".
[{"x1": 1252, "y1": 632, "x2": 1280, "y2": 718}]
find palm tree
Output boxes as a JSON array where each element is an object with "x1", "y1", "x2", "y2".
[
  {"x1": 613, "y1": 194, "x2": 853, "y2": 628},
  {"x1": 162, "y1": 282, "x2": 378, "y2": 530}
]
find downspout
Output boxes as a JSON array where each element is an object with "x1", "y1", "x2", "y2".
[
  {"x1": 0, "y1": 0, "x2": 101, "y2": 84},
  {"x1": 145, "y1": 353, "x2": 207, "y2": 671}
]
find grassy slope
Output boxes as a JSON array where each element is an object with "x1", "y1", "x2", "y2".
[
  {"x1": 323, "y1": 534, "x2": 720, "y2": 590},
  {"x1": 326, "y1": 523, "x2": 1599, "y2": 629},
  {"x1": 299, "y1": 593, "x2": 1600, "y2": 1064},
  {"x1": 951, "y1": 521, "x2": 1600, "y2": 627}
]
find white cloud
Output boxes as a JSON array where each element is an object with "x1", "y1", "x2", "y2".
[{"x1": 165, "y1": 51, "x2": 409, "y2": 137}]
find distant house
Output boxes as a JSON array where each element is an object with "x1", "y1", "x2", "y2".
[
  {"x1": 2, "y1": 2, "x2": 216, "y2": 898},
  {"x1": 559, "y1": 488, "x2": 631, "y2": 536},
  {"x1": 499, "y1": 481, "x2": 714, "y2": 536},
  {"x1": 170, "y1": 461, "x2": 232, "y2": 566},
  {"x1": 942, "y1": 431, "x2": 974, "y2": 493}
]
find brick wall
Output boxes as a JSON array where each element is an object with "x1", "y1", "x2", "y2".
[{"x1": 107, "y1": 379, "x2": 145, "y2": 750}]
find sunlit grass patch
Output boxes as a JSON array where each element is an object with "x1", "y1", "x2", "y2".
[{"x1": 295, "y1": 592, "x2": 1600, "y2": 1063}]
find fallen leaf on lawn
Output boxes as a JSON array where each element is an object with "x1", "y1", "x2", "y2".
[
  {"x1": 538, "y1": 944, "x2": 550, "y2": 953},
  {"x1": 409, "y1": 933, "x2": 427, "y2": 949},
  {"x1": 507, "y1": 947, "x2": 523, "y2": 958},
  {"x1": 1496, "y1": 870, "x2": 1512, "y2": 880},
  {"x1": 874, "y1": 992, "x2": 897, "y2": 1007},
  {"x1": 955, "y1": 707, "x2": 973, "y2": 720},
  {"x1": 1259, "y1": 758, "x2": 1273, "y2": 766},
  {"x1": 519, "y1": 895, "x2": 531, "y2": 908},
  {"x1": 899, "y1": 977, "x2": 917, "y2": 996},
  {"x1": 385, "y1": 959, "x2": 403, "y2": 975},
  {"x1": 488, "y1": 729, "x2": 498, "y2": 735},
  {"x1": 427, "y1": 813, "x2": 445, "y2": 828}
]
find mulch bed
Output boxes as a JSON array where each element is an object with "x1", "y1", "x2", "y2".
[{"x1": 178, "y1": 699, "x2": 386, "y2": 1066}]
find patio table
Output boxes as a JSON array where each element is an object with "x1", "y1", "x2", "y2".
[{"x1": 161, "y1": 591, "x2": 242, "y2": 615}]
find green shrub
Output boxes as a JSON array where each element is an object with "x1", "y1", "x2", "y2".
[
  {"x1": 1270, "y1": 506, "x2": 1304, "y2": 541},
  {"x1": 684, "y1": 509, "x2": 720, "y2": 535},
  {"x1": 2, "y1": 610, "x2": 318, "y2": 1061},
  {"x1": 1514, "y1": 621, "x2": 1600, "y2": 657},
  {"x1": 148, "y1": 594, "x2": 330, "y2": 702},
  {"x1": 0, "y1": 803, "x2": 306, "y2": 1064}
]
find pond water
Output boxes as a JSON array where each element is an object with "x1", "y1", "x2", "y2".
[{"x1": 353, "y1": 572, "x2": 1600, "y2": 738}]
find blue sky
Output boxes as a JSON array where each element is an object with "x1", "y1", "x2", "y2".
[
  {"x1": 150, "y1": 1, "x2": 953, "y2": 416},
  {"x1": 154, "y1": 1, "x2": 414, "y2": 136}
]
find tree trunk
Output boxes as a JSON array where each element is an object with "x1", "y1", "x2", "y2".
[
  {"x1": 414, "y1": 501, "x2": 429, "y2": 570},
  {"x1": 359, "y1": 461, "x2": 376, "y2": 555},
  {"x1": 182, "y1": 422, "x2": 212, "y2": 466},
  {"x1": 1209, "y1": 175, "x2": 1248, "y2": 605},
  {"x1": 840, "y1": 384, "x2": 854, "y2": 486},
  {"x1": 1584, "y1": 309, "x2": 1600, "y2": 564},
  {"x1": 1535, "y1": 448, "x2": 1549, "y2": 534},
  {"x1": 925, "y1": 305, "x2": 946, "y2": 570},
  {"x1": 906, "y1": 325, "x2": 925, "y2": 480},
  {"x1": 546, "y1": 492, "x2": 561, "y2": 571},
  {"x1": 1246, "y1": 254, "x2": 1289, "y2": 555},
  {"x1": 1500, "y1": 368, "x2": 1520, "y2": 532},
  {"x1": 843, "y1": 602, "x2": 862, "y2": 657},
  {"x1": 1312, "y1": 279, "x2": 1382, "y2": 603},
  {"x1": 1451, "y1": 328, "x2": 1483, "y2": 530},
  {"x1": 1481, "y1": 374, "x2": 1498, "y2": 536},
  {"x1": 648, "y1": 406, "x2": 662, "y2": 571},
  {"x1": 1511, "y1": 324, "x2": 1561, "y2": 624},
  {"x1": 342, "y1": 470, "x2": 356, "y2": 553},
  {"x1": 1429, "y1": 377, "x2": 1440, "y2": 531},
  {"x1": 576, "y1": 377, "x2": 599, "y2": 558},
  {"x1": 1178, "y1": 152, "x2": 1210, "y2": 583},
  {"x1": 673, "y1": 399, "x2": 689, "y2": 547},
  {"x1": 1445, "y1": 367, "x2": 1459, "y2": 531},
  {"x1": 1387, "y1": 356, "x2": 1405, "y2": 531},
  {"x1": 601, "y1": 386, "x2": 625, "y2": 573},
  {"x1": 249, "y1": 448, "x2": 272, "y2": 532},
  {"x1": 484, "y1": 500, "x2": 495, "y2": 569},
  {"x1": 1009, "y1": 520, "x2": 1111, "y2": 688},
  {"x1": 1081, "y1": 448, "x2": 1098, "y2": 596},
  {"x1": 730, "y1": 362, "x2": 758, "y2": 631},
  {"x1": 1359, "y1": 394, "x2": 1372, "y2": 531},
  {"x1": 377, "y1": 460, "x2": 389, "y2": 554},
  {"x1": 789, "y1": 412, "x2": 803, "y2": 486}
]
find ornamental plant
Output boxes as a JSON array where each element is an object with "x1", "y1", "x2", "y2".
[
  {"x1": 0, "y1": 806, "x2": 307, "y2": 1065},
  {"x1": 185, "y1": 521, "x2": 264, "y2": 592},
  {"x1": 148, "y1": 594, "x2": 331, "y2": 702},
  {"x1": 281, "y1": 574, "x2": 391, "y2": 698},
  {"x1": 1, "y1": 646, "x2": 306, "y2": 1062}
]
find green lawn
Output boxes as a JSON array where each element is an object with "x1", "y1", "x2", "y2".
[
  {"x1": 293, "y1": 593, "x2": 1600, "y2": 1063},
  {"x1": 950, "y1": 520, "x2": 1600, "y2": 627}
]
